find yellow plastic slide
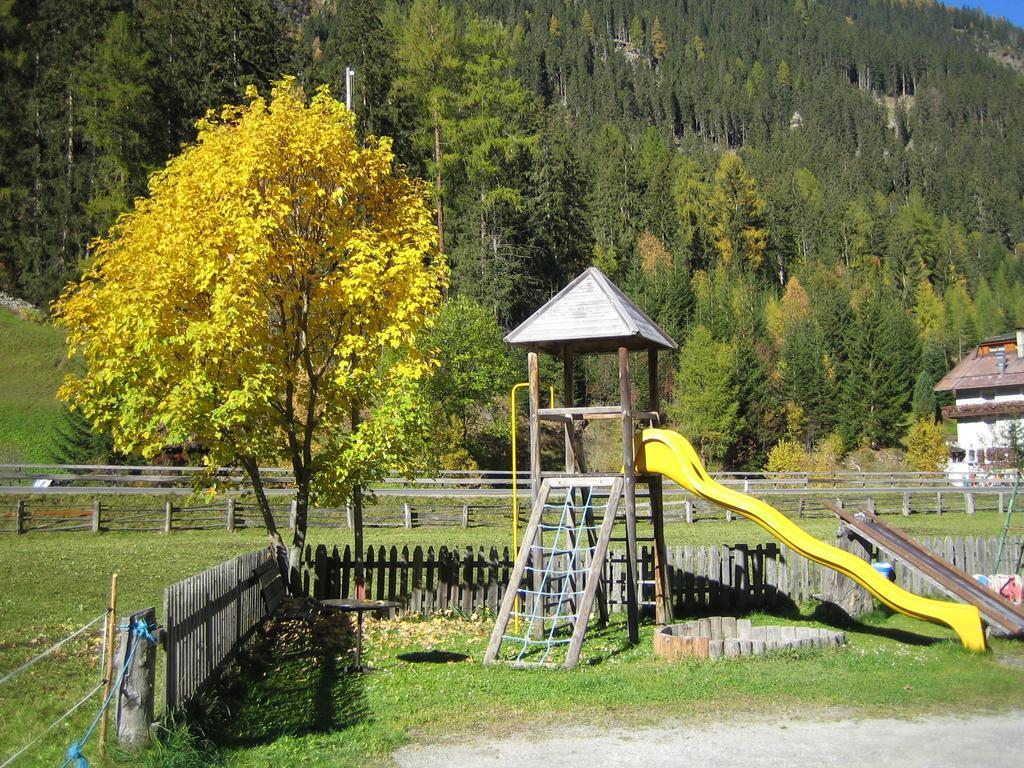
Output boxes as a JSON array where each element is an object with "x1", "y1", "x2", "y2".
[{"x1": 635, "y1": 428, "x2": 987, "y2": 652}]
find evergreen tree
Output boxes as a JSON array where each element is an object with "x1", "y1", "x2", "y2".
[
  {"x1": 707, "y1": 153, "x2": 769, "y2": 277},
  {"x1": 49, "y1": 405, "x2": 121, "y2": 465},
  {"x1": 667, "y1": 324, "x2": 742, "y2": 466},
  {"x1": 74, "y1": 12, "x2": 157, "y2": 237},
  {"x1": 527, "y1": 108, "x2": 593, "y2": 297},
  {"x1": 302, "y1": 0, "x2": 397, "y2": 140},
  {"x1": 839, "y1": 289, "x2": 919, "y2": 448}
]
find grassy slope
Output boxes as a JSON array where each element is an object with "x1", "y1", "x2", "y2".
[{"x1": 0, "y1": 309, "x2": 67, "y2": 463}]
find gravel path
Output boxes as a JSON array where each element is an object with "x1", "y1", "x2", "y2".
[{"x1": 393, "y1": 712, "x2": 1024, "y2": 768}]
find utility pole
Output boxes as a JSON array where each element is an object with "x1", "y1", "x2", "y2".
[{"x1": 345, "y1": 66, "x2": 355, "y2": 112}]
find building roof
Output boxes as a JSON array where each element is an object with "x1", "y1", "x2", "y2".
[
  {"x1": 504, "y1": 267, "x2": 678, "y2": 353},
  {"x1": 934, "y1": 334, "x2": 1024, "y2": 393}
]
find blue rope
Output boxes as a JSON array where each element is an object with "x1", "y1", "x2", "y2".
[
  {"x1": 512, "y1": 487, "x2": 597, "y2": 663},
  {"x1": 60, "y1": 619, "x2": 157, "y2": 768}
]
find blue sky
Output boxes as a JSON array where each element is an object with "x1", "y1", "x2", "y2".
[{"x1": 950, "y1": 2, "x2": 1024, "y2": 29}]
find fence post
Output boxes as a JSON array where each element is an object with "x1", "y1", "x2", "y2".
[
  {"x1": 404, "y1": 502, "x2": 412, "y2": 529},
  {"x1": 797, "y1": 498, "x2": 805, "y2": 518},
  {"x1": 936, "y1": 491, "x2": 942, "y2": 515},
  {"x1": 226, "y1": 498, "x2": 236, "y2": 532},
  {"x1": 902, "y1": 492, "x2": 911, "y2": 517},
  {"x1": 91, "y1": 500, "x2": 102, "y2": 533},
  {"x1": 964, "y1": 491, "x2": 975, "y2": 515},
  {"x1": 289, "y1": 499, "x2": 298, "y2": 530},
  {"x1": 835, "y1": 497, "x2": 844, "y2": 513},
  {"x1": 15, "y1": 499, "x2": 25, "y2": 534},
  {"x1": 684, "y1": 500, "x2": 693, "y2": 524},
  {"x1": 345, "y1": 503, "x2": 353, "y2": 529},
  {"x1": 866, "y1": 497, "x2": 875, "y2": 516},
  {"x1": 999, "y1": 492, "x2": 1005, "y2": 515},
  {"x1": 462, "y1": 504, "x2": 469, "y2": 528},
  {"x1": 163, "y1": 502, "x2": 173, "y2": 534},
  {"x1": 115, "y1": 607, "x2": 157, "y2": 749}
]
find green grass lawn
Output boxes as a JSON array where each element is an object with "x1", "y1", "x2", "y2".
[
  {"x1": 0, "y1": 309, "x2": 67, "y2": 463},
  {"x1": 2, "y1": 524, "x2": 1024, "y2": 767}
]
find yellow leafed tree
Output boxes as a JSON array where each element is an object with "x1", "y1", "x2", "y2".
[{"x1": 54, "y1": 79, "x2": 447, "y2": 576}]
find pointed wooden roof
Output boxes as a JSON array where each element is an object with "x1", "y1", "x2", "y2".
[{"x1": 505, "y1": 267, "x2": 678, "y2": 353}]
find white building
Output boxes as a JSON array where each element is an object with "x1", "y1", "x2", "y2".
[{"x1": 935, "y1": 329, "x2": 1024, "y2": 480}]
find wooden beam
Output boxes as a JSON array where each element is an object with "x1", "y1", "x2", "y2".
[
  {"x1": 528, "y1": 350, "x2": 543, "y2": 637},
  {"x1": 563, "y1": 347, "x2": 575, "y2": 474},
  {"x1": 648, "y1": 347, "x2": 659, "y2": 418},
  {"x1": 619, "y1": 346, "x2": 639, "y2": 644},
  {"x1": 649, "y1": 475, "x2": 673, "y2": 626}
]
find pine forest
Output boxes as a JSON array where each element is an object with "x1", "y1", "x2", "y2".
[{"x1": 2, "y1": 0, "x2": 1024, "y2": 471}]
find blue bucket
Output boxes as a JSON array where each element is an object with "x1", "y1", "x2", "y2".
[{"x1": 872, "y1": 562, "x2": 895, "y2": 581}]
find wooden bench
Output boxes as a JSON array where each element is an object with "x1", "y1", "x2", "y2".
[{"x1": 256, "y1": 560, "x2": 320, "y2": 624}]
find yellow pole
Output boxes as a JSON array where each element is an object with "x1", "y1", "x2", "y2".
[
  {"x1": 511, "y1": 382, "x2": 554, "y2": 632},
  {"x1": 98, "y1": 572, "x2": 118, "y2": 753}
]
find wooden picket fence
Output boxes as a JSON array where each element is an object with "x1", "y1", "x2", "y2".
[
  {"x1": 163, "y1": 549, "x2": 270, "y2": 712},
  {"x1": 300, "y1": 535, "x2": 1024, "y2": 617},
  {"x1": 157, "y1": 533, "x2": 1024, "y2": 712}
]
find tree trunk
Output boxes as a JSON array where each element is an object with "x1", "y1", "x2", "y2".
[
  {"x1": 433, "y1": 117, "x2": 445, "y2": 255},
  {"x1": 288, "y1": 477, "x2": 309, "y2": 595},
  {"x1": 241, "y1": 457, "x2": 290, "y2": 588}
]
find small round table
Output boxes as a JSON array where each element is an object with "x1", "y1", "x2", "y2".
[{"x1": 319, "y1": 598, "x2": 400, "y2": 672}]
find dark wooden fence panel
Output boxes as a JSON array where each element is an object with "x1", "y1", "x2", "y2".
[
  {"x1": 299, "y1": 535, "x2": 1024, "y2": 618},
  {"x1": 163, "y1": 549, "x2": 269, "y2": 713}
]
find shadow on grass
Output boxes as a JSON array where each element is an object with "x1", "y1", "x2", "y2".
[
  {"x1": 192, "y1": 612, "x2": 368, "y2": 748},
  {"x1": 671, "y1": 594, "x2": 944, "y2": 648},
  {"x1": 810, "y1": 601, "x2": 945, "y2": 646},
  {"x1": 397, "y1": 650, "x2": 469, "y2": 663}
]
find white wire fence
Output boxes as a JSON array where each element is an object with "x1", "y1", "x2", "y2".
[{"x1": 0, "y1": 611, "x2": 110, "y2": 768}]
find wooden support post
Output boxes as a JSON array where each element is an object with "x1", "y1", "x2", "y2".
[
  {"x1": 98, "y1": 574, "x2": 118, "y2": 753},
  {"x1": 15, "y1": 499, "x2": 25, "y2": 534},
  {"x1": 163, "y1": 502, "x2": 173, "y2": 533},
  {"x1": 797, "y1": 498, "x2": 805, "y2": 518},
  {"x1": 345, "y1": 502, "x2": 353, "y2": 529},
  {"x1": 115, "y1": 607, "x2": 157, "y2": 749},
  {"x1": 404, "y1": 502, "x2": 413, "y2": 529},
  {"x1": 866, "y1": 497, "x2": 875, "y2": 516},
  {"x1": 685, "y1": 500, "x2": 694, "y2": 524},
  {"x1": 290, "y1": 499, "x2": 299, "y2": 530},
  {"x1": 902, "y1": 492, "x2": 911, "y2": 517},
  {"x1": 528, "y1": 351, "x2": 541, "y2": 509},
  {"x1": 226, "y1": 497, "x2": 236, "y2": 532},
  {"x1": 619, "y1": 346, "x2": 639, "y2": 644},
  {"x1": 462, "y1": 504, "x2": 469, "y2": 528},
  {"x1": 91, "y1": 499, "x2": 101, "y2": 533},
  {"x1": 648, "y1": 347, "x2": 659, "y2": 422},
  {"x1": 528, "y1": 350, "x2": 543, "y2": 634},
  {"x1": 999, "y1": 492, "x2": 1005, "y2": 515},
  {"x1": 965, "y1": 491, "x2": 975, "y2": 515},
  {"x1": 563, "y1": 346, "x2": 575, "y2": 472},
  {"x1": 650, "y1": 476, "x2": 673, "y2": 626},
  {"x1": 936, "y1": 490, "x2": 943, "y2": 515},
  {"x1": 835, "y1": 498, "x2": 843, "y2": 513}
]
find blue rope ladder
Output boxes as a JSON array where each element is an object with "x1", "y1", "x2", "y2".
[{"x1": 502, "y1": 487, "x2": 609, "y2": 664}]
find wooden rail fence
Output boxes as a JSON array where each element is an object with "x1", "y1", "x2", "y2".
[{"x1": 1, "y1": 487, "x2": 1016, "y2": 534}]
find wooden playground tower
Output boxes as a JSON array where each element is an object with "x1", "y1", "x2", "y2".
[{"x1": 484, "y1": 267, "x2": 678, "y2": 668}]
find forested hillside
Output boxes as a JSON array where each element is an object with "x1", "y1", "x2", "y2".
[{"x1": 1, "y1": 0, "x2": 1023, "y2": 469}]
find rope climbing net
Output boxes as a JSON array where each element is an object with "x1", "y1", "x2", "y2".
[{"x1": 501, "y1": 486, "x2": 609, "y2": 664}]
